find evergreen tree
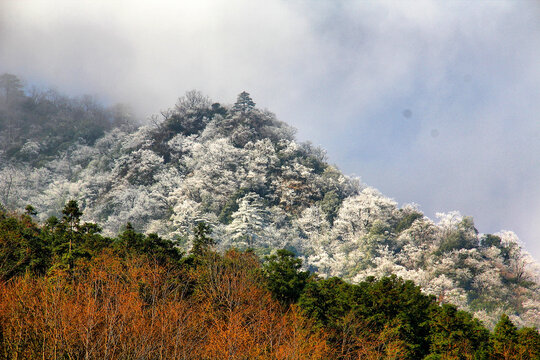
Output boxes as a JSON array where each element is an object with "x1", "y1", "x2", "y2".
[
  {"x1": 262, "y1": 249, "x2": 310, "y2": 304},
  {"x1": 24, "y1": 204, "x2": 37, "y2": 216},
  {"x1": 191, "y1": 221, "x2": 214, "y2": 256},
  {"x1": 117, "y1": 222, "x2": 145, "y2": 251},
  {"x1": 117, "y1": 222, "x2": 183, "y2": 265},
  {"x1": 320, "y1": 190, "x2": 340, "y2": 224},
  {"x1": 0, "y1": 73, "x2": 24, "y2": 105},
  {"x1": 61, "y1": 200, "x2": 83, "y2": 255},
  {"x1": 517, "y1": 327, "x2": 540, "y2": 359},
  {"x1": 299, "y1": 275, "x2": 436, "y2": 359},
  {"x1": 491, "y1": 314, "x2": 519, "y2": 358},
  {"x1": 232, "y1": 91, "x2": 255, "y2": 113},
  {"x1": 228, "y1": 193, "x2": 267, "y2": 248},
  {"x1": 427, "y1": 303, "x2": 489, "y2": 358},
  {"x1": 0, "y1": 210, "x2": 49, "y2": 279},
  {"x1": 298, "y1": 276, "x2": 353, "y2": 328}
]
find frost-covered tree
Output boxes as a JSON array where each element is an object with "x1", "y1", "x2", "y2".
[
  {"x1": 333, "y1": 187, "x2": 397, "y2": 240},
  {"x1": 227, "y1": 193, "x2": 268, "y2": 248},
  {"x1": 171, "y1": 199, "x2": 216, "y2": 240},
  {"x1": 436, "y1": 212, "x2": 479, "y2": 253},
  {"x1": 2, "y1": 85, "x2": 539, "y2": 328},
  {"x1": 0, "y1": 73, "x2": 24, "y2": 107}
]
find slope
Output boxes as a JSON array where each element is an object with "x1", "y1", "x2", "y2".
[{"x1": 0, "y1": 78, "x2": 538, "y2": 328}]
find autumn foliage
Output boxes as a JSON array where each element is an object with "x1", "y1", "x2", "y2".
[
  {"x1": 0, "y1": 207, "x2": 539, "y2": 359},
  {"x1": 0, "y1": 249, "x2": 330, "y2": 359}
]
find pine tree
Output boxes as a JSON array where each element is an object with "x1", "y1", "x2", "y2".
[
  {"x1": 517, "y1": 327, "x2": 540, "y2": 359},
  {"x1": 262, "y1": 249, "x2": 310, "y2": 304},
  {"x1": 0, "y1": 73, "x2": 24, "y2": 105},
  {"x1": 191, "y1": 221, "x2": 214, "y2": 256},
  {"x1": 24, "y1": 204, "x2": 37, "y2": 216},
  {"x1": 491, "y1": 314, "x2": 519, "y2": 359},
  {"x1": 232, "y1": 91, "x2": 255, "y2": 113},
  {"x1": 62, "y1": 200, "x2": 82, "y2": 256},
  {"x1": 228, "y1": 193, "x2": 267, "y2": 248}
]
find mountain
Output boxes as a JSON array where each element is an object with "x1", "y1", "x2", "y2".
[
  {"x1": 0, "y1": 75, "x2": 539, "y2": 328},
  {"x1": 3, "y1": 209, "x2": 538, "y2": 359}
]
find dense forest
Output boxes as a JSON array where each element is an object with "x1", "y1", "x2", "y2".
[
  {"x1": 0, "y1": 73, "x2": 539, "y2": 335},
  {"x1": 1, "y1": 205, "x2": 539, "y2": 359}
]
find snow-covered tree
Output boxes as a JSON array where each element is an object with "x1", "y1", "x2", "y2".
[
  {"x1": 2, "y1": 86, "x2": 539, "y2": 328},
  {"x1": 333, "y1": 187, "x2": 397, "y2": 240},
  {"x1": 227, "y1": 193, "x2": 268, "y2": 249}
]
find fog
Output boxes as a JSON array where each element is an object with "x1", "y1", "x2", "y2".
[{"x1": 1, "y1": 0, "x2": 540, "y2": 260}]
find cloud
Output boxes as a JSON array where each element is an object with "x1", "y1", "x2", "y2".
[
  {"x1": 0, "y1": 0, "x2": 319, "y2": 112},
  {"x1": 1, "y1": 0, "x2": 540, "y2": 260}
]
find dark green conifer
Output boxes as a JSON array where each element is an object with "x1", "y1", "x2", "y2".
[
  {"x1": 62, "y1": 200, "x2": 82, "y2": 256},
  {"x1": 262, "y1": 249, "x2": 310, "y2": 304},
  {"x1": 491, "y1": 314, "x2": 518, "y2": 358},
  {"x1": 191, "y1": 221, "x2": 214, "y2": 256},
  {"x1": 517, "y1": 327, "x2": 540, "y2": 359},
  {"x1": 232, "y1": 91, "x2": 255, "y2": 113}
]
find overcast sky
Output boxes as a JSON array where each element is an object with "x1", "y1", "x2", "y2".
[{"x1": 1, "y1": 0, "x2": 540, "y2": 261}]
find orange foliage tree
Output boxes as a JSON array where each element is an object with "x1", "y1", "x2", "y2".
[{"x1": 0, "y1": 249, "x2": 331, "y2": 359}]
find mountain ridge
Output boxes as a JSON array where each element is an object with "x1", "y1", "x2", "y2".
[{"x1": 0, "y1": 75, "x2": 538, "y2": 328}]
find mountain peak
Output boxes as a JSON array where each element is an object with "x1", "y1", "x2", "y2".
[{"x1": 0, "y1": 83, "x2": 539, "y2": 329}]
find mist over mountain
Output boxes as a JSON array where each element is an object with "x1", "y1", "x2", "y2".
[
  {"x1": 2, "y1": 1, "x2": 540, "y2": 264},
  {"x1": 1, "y1": 76, "x2": 539, "y2": 329}
]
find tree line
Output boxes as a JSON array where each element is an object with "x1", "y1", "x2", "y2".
[
  {"x1": 0, "y1": 73, "x2": 135, "y2": 165},
  {"x1": 0, "y1": 202, "x2": 538, "y2": 359}
]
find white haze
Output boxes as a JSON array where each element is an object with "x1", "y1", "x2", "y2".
[{"x1": 1, "y1": 0, "x2": 540, "y2": 261}]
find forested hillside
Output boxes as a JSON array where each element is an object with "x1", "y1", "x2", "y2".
[
  {"x1": 1, "y1": 207, "x2": 539, "y2": 359},
  {"x1": 0, "y1": 74, "x2": 539, "y2": 329},
  {"x1": 0, "y1": 73, "x2": 135, "y2": 167}
]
